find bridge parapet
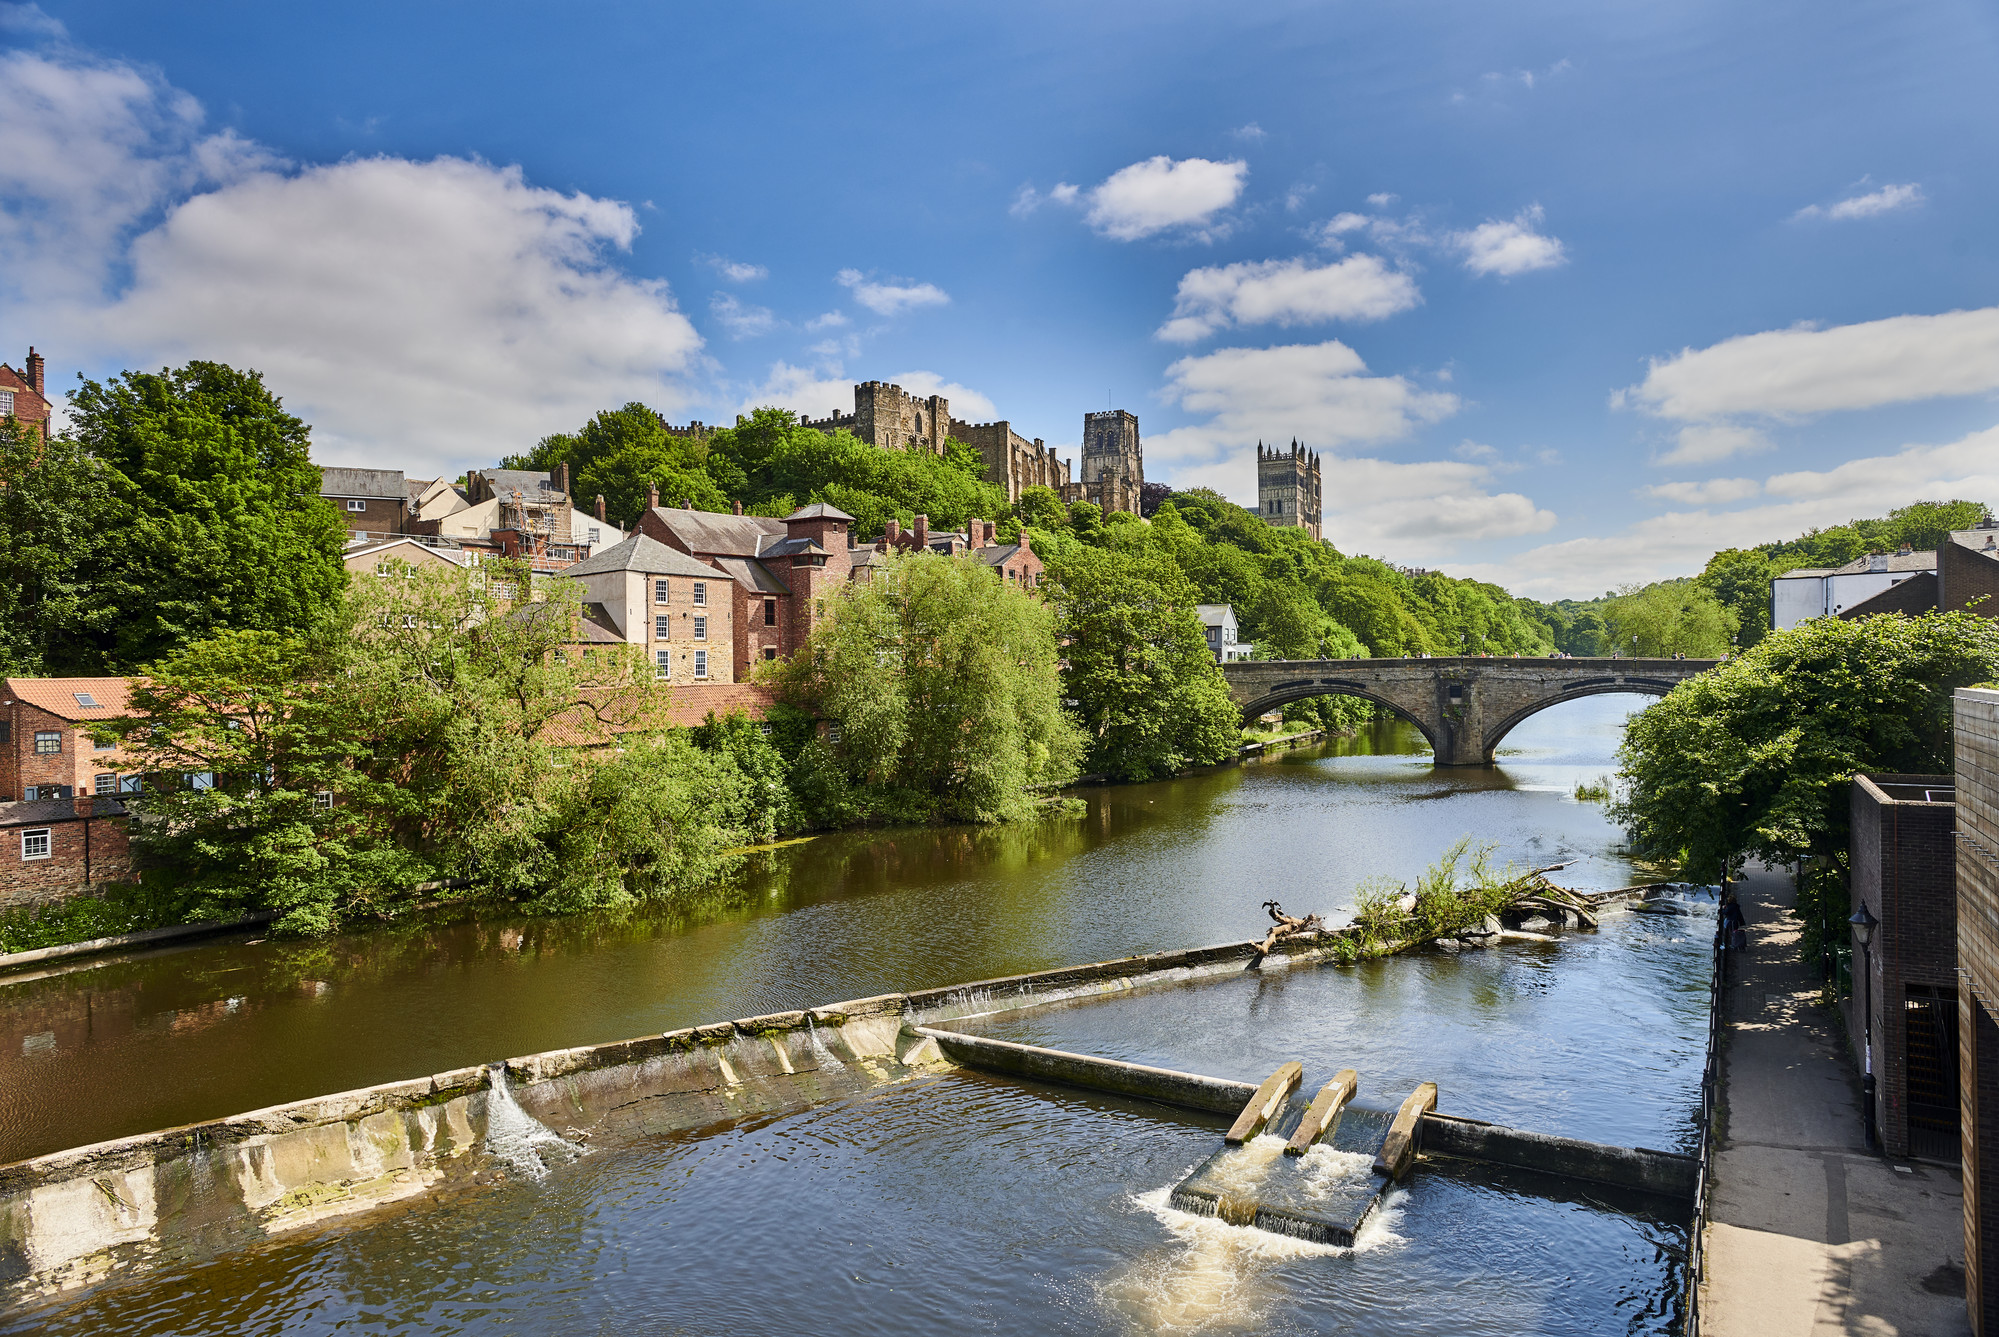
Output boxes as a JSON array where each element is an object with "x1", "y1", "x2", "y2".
[{"x1": 1222, "y1": 656, "x2": 1717, "y2": 766}]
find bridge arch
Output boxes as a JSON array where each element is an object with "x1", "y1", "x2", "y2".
[
  {"x1": 1479, "y1": 679, "x2": 1682, "y2": 761},
  {"x1": 1234, "y1": 680, "x2": 1441, "y2": 755}
]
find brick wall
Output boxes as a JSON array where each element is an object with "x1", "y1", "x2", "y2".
[
  {"x1": 0, "y1": 701, "x2": 128, "y2": 803},
  {"x1": 1956, "y1": 688, "x2": 1999, "y2": 1332},
  {"x1": 0, "y1": 809, "x2": 134, "y2": 909},
  {"x1": 331, "y1": 495, "x2": 407, "y2": 539},
  {"x1": 1944, "y1": 542, "x2": 1999, "y2": 617},
  {"x1": 1850, "y1": 773, "x2": 1959, "y2": 1157}
]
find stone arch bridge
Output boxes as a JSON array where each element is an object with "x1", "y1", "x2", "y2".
[{"x1": 1223, "y1": 657, "x2": 1717, "y2": 766}]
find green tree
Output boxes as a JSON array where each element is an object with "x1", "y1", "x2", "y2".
[
  {"x1": 774, "y1": 549, "x2": 1081, "y2": 821},
  {"x1": 1611, "y1": 611, "x2": 1999, "y2": 881},
  {"x1": 1697, "y1": 548, "x2": 1779, "y2": 648},
  {"x1": 508, "y1": 403, "x2": 727, "y2": 526},
  {"x1": 1600, "y1": 580, "x2": 1738, "y2": 657},
  {"x1": 63, "y1": 362, "x2": 349, "y2": 670},
  {"x1": 0, "y1": 423, "x2": 119, "y2": 674},
  {"x1": 1046, "y1": 545, "x2": 1242, "y2": 782}
]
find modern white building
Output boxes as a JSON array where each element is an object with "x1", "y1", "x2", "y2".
[
  {"x1": 1770, "y1": 549, "x2": 1938, "y2": 630},
  {"x1": 1196, "y1": 603, "x2": 1255, "y2": 663}
]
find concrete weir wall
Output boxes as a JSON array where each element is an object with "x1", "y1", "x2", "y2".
[{"x1": 0, "y1": 883, "x2": 1690, "y2": 1302}]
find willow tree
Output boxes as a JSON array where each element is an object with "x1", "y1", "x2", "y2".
[{"x1": 774, "y1": 549, "x2": 1081, "y2": 823}]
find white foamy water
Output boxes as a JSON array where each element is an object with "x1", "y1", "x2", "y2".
[
  {"x1": 482, "y1": 1066, "x2": 586, "y2": 1181},
  {"x1": 806, "y1": 1016, "x2": 846, "y2": 1070}
]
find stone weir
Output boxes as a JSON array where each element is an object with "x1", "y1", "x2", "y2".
[{"x1": 0, "y1": 883, "x2": 1698, "y2": 1302}]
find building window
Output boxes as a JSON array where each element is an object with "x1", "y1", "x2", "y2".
[
  {"x1": 186, "y1": 772, "x2": 214, "y2": 790},
  {"x1": 94, "y1": 735, "x2": 115, "y2": 752},
  {"x1": 34, "y1": 731, "x2": 59, "y2": 755},
  {"x1": 121, "y1": 776, "x2": 142, "y2": 793},
  {"x1": 94, "y1": 773, "x2": 117, "y2": 795},
  {"x1": 692, "y1": 582, "x2": 707, "y2": 606},
  {"x1": 588, "y1": 528, "x2": 601, "y2": 544},
  {"x1": 345, "y1": 499, "x2": 368, "y2": 513},
  {"x1": 315, "y1": 791, "x2": 334, "y2": 810},
  {"x1": 656, "y1": 615, "x2": 671, "y2": 639},
  {"x1": 758, "y1": 722, "x2": 772, "y2": 736},
  {"x1": 763, "y1": 647, "x2": 777, "y2": 661},
  {"x1": 0, "y1": 390, "x2": 12, "y2": 416},
  {"x1": 21, "y1": 829, "x2": 50, "y2": 861},
  {"x1": 694, "y1": 649, "x2": 709, "y2": 679},
  {"x1": 655, "y1": 579, "x2": 671, "y2": 604},
  {"x1": 655, "y1": 650, "x2": 671, "y2": 680},
  {"x1": 763, "y1": 598, "x2": 776, "y2": 626},
  {"x1": 693, "y1": 616, "x2": 707, "y2": 641},
  {"x1": 0, "y1": 722, "x2": 9, "y2": 744}
]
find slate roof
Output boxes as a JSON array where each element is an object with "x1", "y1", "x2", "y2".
[
  {"x1": 0, "y1": 796, "x2": 128, "y2": 827},
  {"x1": 646, "y1": 506, "x2": 786, "y2": 558},
  {"x1": 975, "y1": 543, "x2": 1026, "y2": 568},
  {"x1": 786, "y1": 501, "x2": 855, "y2": 522},
  {"x1": 760, "y1": 536, "x2": 827, "y2": 559},
  {"x1": 319, "y1": 467, "x2": 407, "y2": 500},
  {"x1": 474, "y1": 468, "x2": 566, "y2": 499},
  {"x1": 3, "y1": 677, "x2": 134, "y2": 721},
  {"x1": 710, "y1": 556, "x2": 790, "y2": 594},
  {"x1": 563, "y1": 533, "x2": 730, "y2": 580}
]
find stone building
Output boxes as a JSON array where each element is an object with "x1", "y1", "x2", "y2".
[
  {"x1": 1956, "y1": 686, "x2": 1999, "y2": 1332},
  {"x1": 1258, "y1": 439, "x2": 1323, "y2": 541},
  {"x1": 562, "y1": 533, "x2": 739, "y2": 684},
  {"x1": 1846, "y1": 774, "x2": 1960, "y2": 1161},
  {"x1": 1066, "y1": 409, "x2": 1145, "y2": 517},
  {"x1": 0, "y1": 347, "x2": 52, "y2": 439},
  {"x1": 638, "y1": 495, "x2": 859, "y2": 679},
  {"x1": 802, "y1": 381, "x2": 1073, "y2": 504}
]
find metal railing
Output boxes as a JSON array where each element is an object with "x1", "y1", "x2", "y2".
[{"x1": 1684, "y1": 934, "x2": 1727, "y2": 1336}]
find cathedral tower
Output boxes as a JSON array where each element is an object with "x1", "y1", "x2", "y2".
[{"x1": 1257, "y1": 439, "x2": 1322, "y2": 541}]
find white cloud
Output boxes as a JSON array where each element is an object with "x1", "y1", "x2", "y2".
[
  {"x1": 1231, "y1": 122, "x2": 1267, "y2": 143},
  {"x1": 1082, "y1": 155, "x2": 1247, "y2": 241},
  {"x1": 0, "y1": 3, "x2": 66, "y2": 38},
  {"x1": 0, "y1": 45, "x2": 705, "y2": 476},
  {"x1": 835, "y1": 267, "x2": 949, "y2": 316},
  {"x1": 1641, "y1": 477, "x2": 1762, "y2": 505},
  {"x1": 736, "y1": 362, "x2": 853, "y2": 421},
  {"x1": 1154, "y1": 340, "x2": 1459, "y2": 455},
  {"x1": 1156, "y1": 253, "x2": 1420, "y2": 343},
  {"x1": 1009, "y1": 181, "x2": 1079, "y2": 217},
  {"x1": 1620, "y1": 307, "x2": 1999, "y2": 421},
  {"x1": 1660, "y1": 423, "x2": 1772, "y2": 465},
  {"x1": 1365, "y1": 193, "x2": 1398, "y2": 209},
  {"x1": 710, "y1": 292, "x2": 775, "y2": 339},
  {"x1": 882, "y1": 370, "x2": 997, "y2": 421},
  {"x1": 805, "y1": 310, "x2": 849, "y2": 330},
  {"x1": 1793, "y1": 182, "x2": 1925, "y2": 222},
  {"x1": 1453, "y1": 205, "x2": 1566, "y2": 277},
  {"x1": 1467, "y1": 422, "x2": 1999, "y2": 597},
  {"x1": 704, "y1": 255, "x2": 768, "y2": 282}
]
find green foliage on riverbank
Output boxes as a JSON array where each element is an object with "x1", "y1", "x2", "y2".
[
  {"x1": 0, "y1": 880, "x2": 202, "y2": 956},
  {"x1": 1611, "y1": 611, "x2": 1999, "y2": 881},
  {"x1": 1340, "y1": 837, "x2": 1520, "y2": 962}
]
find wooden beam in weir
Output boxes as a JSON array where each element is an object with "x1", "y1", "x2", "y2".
[
  {"x1": 1284, "y1": 1068, "x2": 1358, "y2": 1156},
  {"x1": 1373, "y1": 1082, "x2": 1439, "y2": 1180},
  {"x1": 1225, "y1": 1061, "x2": 1303, "y2": 1145}
]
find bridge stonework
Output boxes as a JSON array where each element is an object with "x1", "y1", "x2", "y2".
[{"x1": 1222, "y1": 657, "x2": 1716, "y2": 766}]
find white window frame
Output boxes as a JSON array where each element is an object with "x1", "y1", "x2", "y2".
[
  {"x1": 0, "y1": 390, "x2": 13, "y2": 416},
  {"x1": 692, "y1": 582, "x2": 707, "y2": 607},
  {"x1": 588, "y1": 528, "x2": 602, "y2": 544},
  {"x1": 94, "y1": 773, "x2": 117, "y2": 795},
  {"x1": 655, "y1": 650, "x2": 671, "y2": 680},
  {"x1": 33, "y1": 731, "x2": 59, "y2": 755},
  {"x1": 345, "y1": 499, "x2": 368, "y2": 513},
  {"x1": 21, "y1": 829, "x2": 51, "y2": 861},
  {"x1": 693, "y1": 616, "x2": 707, "y2": 641},
  {"x1": 694, "y1": 649, "x2": 709, "y2": 679},
  {"x1": 655, "y1": 614, "x2": 671, "y2": 639},
  {"x1": 655, "y1": 579, "x2": 671, "y2": 604},
  {"x1": 314, "y1": 791, "x2": 334, "y2": 810}
]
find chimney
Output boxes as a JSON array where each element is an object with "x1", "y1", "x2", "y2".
[
  {"x1": 987, "y1": 520, "x2": 999, "y2": 546},
  {"x1": 914, "y1": 514, "x2": 929, "y2": 549},
  {"x1": 683, "y1": 498, "x2": 692, "y2": 510},
  {"x1": 886, "y1": 518, "x2": 901, "y2": 546},
  {"x1": 594, "y1": 494, "x2": 606, "y2": 522},
  {"x1": 25, "y1": 347, "x2": 44, "y2": 397},
  {"x1": 970, "y1": 518, "x2": 984, "y2": 549},
  {"x1": 647, "y1": 482, "x2": 660, "y2": 510},
  {"x1": 73, "y1": 792, "x2": 94, "y2": 819},
  {"x1": 734, "y1": 500, "x2": 744, "y2": 515},
  {"x1": 553, "y1": 462, "x2": 570, "y2": 497}
]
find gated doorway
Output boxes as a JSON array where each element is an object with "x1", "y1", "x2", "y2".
[{"x1": 1905, "y1": 983, "x2": 1960, "y2": 1162}]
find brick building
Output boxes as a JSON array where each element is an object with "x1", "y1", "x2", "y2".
[
  {"x1": 1847, "y1": 773, "x2": 1960, "y2": 1161},
  {"x1": 637, "y1": 496, "x2": 858, "y2": 679},
  {"x1": 0, "y1": 347, "x2": 52, "y2": 439},
  {"x1": 874, "y1": 516, "x2": 1046, "y2": 590},
  {"x1": 319, "y1": 467, "x2": 412, "y2": 541},
  {"x1": 0, "y1": 677, "x2": 137, "y2": 804},
  {"x1": 1257, "y1": 439, "x2": 1323, "y2": 541},
  {"x1": 1955, "y1": 687, "x2": 1999, "y2": 1332},
  {"x1": 0, "y1": 794, "x2": 134, "y2": 910},
  {"x1": 562, "y1": 532, "x2": 739, "y2": 683}
]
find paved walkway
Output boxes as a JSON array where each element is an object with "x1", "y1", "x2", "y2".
[{"x1": 1702, "y1": 867, "x2": 1969, "y2": 1335}]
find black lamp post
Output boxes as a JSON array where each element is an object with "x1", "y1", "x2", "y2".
[{"x1": 1850, "y1": 903, "x2": 1879, "y2": 1149}]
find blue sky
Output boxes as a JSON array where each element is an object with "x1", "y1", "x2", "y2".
[{"x1": 2, "y1": 0, "x2": 1995, "y2": 597}]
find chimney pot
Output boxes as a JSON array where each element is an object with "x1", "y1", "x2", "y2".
[
  {"x1": 886, "y1": 518, "x2": 901, "y2": 544},
  {"x1": 647, "y1": 482, "x2": 660, "y2": 510},
  {"x1": 914, "y1": 514, "x2": 929, "y2": 548},
  {"x1": 25, "y1": 347, "x2": 44, "y2": 397},
  {"x1": 73, "y1": 792, "x2": 93, "y2": 819},
  {"x1": 734, "y1": 500, "x2": 743, "y2": 515},
  {"x1": 683, "y1": 498, "x2": 692, "y2": 510},
  {"x1": 594, "y1": 494, "x2": 606, "y2": 522}
]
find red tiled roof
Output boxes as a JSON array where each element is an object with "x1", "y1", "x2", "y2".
[{"x1": 3, "y1": 677, "x2": 135, "y2": 720}]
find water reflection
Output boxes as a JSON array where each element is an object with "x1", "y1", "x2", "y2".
[{"x1": 0, "y1": 694, "x2": 1655, "y2": 1164}]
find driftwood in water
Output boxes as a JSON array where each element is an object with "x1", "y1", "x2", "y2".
[{"x1": 1248, "y1": 900, "x2": 1326, "y2": 967}]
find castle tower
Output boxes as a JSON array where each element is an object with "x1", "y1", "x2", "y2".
[
  {"x1": 1073, "y1": 409, "x2": 1143, "y2": 516},
  {"x1": 1257, "y1": 439, "x2": 1322, "y2": 541},
  {"x1": 851, "y1": 381, "x2": 951, "y2": 454}
]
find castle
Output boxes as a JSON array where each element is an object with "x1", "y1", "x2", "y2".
[
  {"x1": 801, "y1": 381, "x2": 1138, "y2": 512},
  {"x1": 1257, "y1": 439, "x2": 1322, "y2": 541}
]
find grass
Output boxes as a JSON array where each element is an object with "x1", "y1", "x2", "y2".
[
  {"x1": 0, "y1": 881, "x2": 205, "y2": 956},
  {"x1": 1573, "y1": 775, "x2": 1614, "y2": 803},
  {"x1": 1335, "y1": 836, "x2": 1526, "y2": 963}
]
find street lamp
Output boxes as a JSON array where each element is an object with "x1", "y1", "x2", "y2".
[{"x1": 1850, "y1": 903, "x2": 1879, "y2": 1149}]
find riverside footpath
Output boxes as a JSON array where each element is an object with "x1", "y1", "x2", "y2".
[{"x1": 1701, "y1": 866, "x2": 1969, "y2": 1335}]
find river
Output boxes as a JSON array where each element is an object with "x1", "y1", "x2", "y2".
[{"x1": 2, "y1": 695, "x2": 1710, "y2": 1335}]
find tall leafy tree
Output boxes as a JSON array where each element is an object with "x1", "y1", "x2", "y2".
[
  {"x1": 1046, "y1": 545, "x2": 1241, "y2": 782},
  {"x1": 506, "y1": 402, "x2": 726, "y2": 526},
  {"x1": 63, "y1": 362, "x2": 349, "y2": 670},
  {"x1": 1600, "y1": 580, "x2": 1738, "y2": 657},
  {"x1": 0, "y1": 422, "x2": 119, "y2": 673}
]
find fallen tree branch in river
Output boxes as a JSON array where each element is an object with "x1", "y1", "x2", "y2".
[{"x1": 1248, "y1": 900, "x2": 1326, "y2": 967}]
